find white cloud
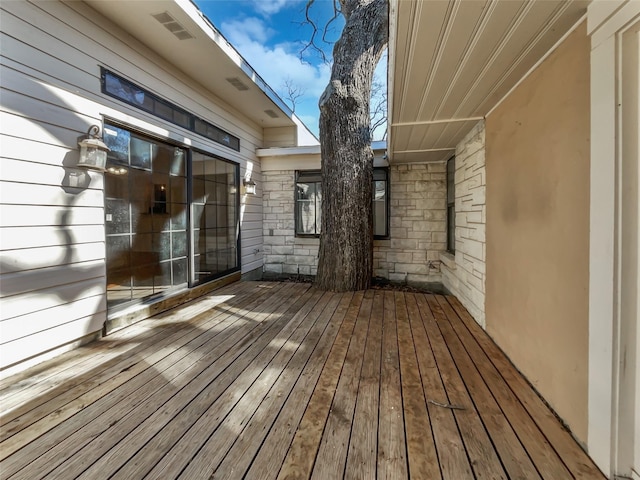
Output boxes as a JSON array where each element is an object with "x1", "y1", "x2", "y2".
[
  {"x1": 221, "y1": 16, "x2": 330, "y2": 134},
  {"x1": 248, "y1": 0, "x2": 299, "y2": 15},
  {"x1": 221, "y1": 17, "x2": 275, "y2": 44}
]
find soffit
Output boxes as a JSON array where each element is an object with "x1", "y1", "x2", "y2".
[
  {"x1": 389, "y1": 0, "x2": 590, "y2": 164},
  {"x1": 85, "y1": 0, "x2": 296, "y2": 129}
]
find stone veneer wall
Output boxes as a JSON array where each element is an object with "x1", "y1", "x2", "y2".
[
  {"x1": 262, "y1": 165, "x2": 448, "y2": 285},
  {"x1": 262, "y1": 170, "x2": 319, "y2": 276},
  {"x1": 373, "y1": 163, "x2": 447, "y2": 285},
  {"x1": 441, "y1": 121, "x2": 486, "y2": 327}
]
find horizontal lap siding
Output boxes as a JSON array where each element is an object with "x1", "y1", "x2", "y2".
[{"x1": 0, "y1": 0, "x2": 264, "y2": 373}]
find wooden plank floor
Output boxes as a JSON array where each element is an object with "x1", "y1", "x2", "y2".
[{"x1": 0, "y1": 281, "x2": 605, "y2": 479}]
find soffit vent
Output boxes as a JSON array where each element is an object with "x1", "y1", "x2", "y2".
[
  {"x1": 264, "y1": 109, "x2": 279, "y2": 118},
  {"x1": 226, "y1": 77, "x2": 250, "y2": 91},
  {"x1": 152, "y1": 12, "x2": 194, "y2": 40}
]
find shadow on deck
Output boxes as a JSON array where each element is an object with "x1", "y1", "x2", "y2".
[{"x1": 0, "y1": 281, "x2": 604, "y2": 479}]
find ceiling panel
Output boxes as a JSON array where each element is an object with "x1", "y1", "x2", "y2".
[
  {"x1": 389, "y1": 0, "x2": 590, "y2": 164},
  {"x1": 415, "y1": 0, "x2": 490, "y2": 121},
  {"x1": 393, "y1": 149, "x2": 455, "y2": 164},
  {"x1": 434, "y1": 1, "x2": 525, "y2": 119},
  {"x1": 395, "y1": 0, "x2": 451, "y2": 121}
]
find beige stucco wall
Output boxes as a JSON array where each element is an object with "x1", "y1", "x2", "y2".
[{"x1": 485, "y1": 22, "x2": 590, "y2": 442}]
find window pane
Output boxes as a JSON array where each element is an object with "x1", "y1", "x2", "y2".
[
  {"x1": 190, "y1": 154, "x2": 239, "y2": 284},
  {"x1": 103, "y1": 125, "x2": 130, "y2": 164},
  {"x1": 373, "y1": 179, "x2": 387, "y2": 237},
  {"x1": 173, "y1": 258, "x2": 187, "y2": 285},
  {"x1": 130, "y1": 137, "x2": 152, "y2": 170},
  {"x1": 447, "y1": 157, "x2": 455, "y2": 203},
  {"x1": 296, "y1": 177, "x2": 320, "y2": 235},
  {"x1": 448, "y1": 205, "x2": 456, "y2": 252},
  {"x1": 105, "y1": 199, "x2": 130, "y2": 235},
  {"x1": 104, "y1": 123, "x2": 188, "y2": 310},
  {"x1": 170, "y1": 204, "x2": 186, "y2": 230},
  {"x1": 296, "y1": 199, "x2": 315, "y2": 234},
  {"x1": 154, "y1": 261, "x2": 172, "y2": 294}
]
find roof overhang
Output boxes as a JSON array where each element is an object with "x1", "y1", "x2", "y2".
[
  {"x1": 388, "y1": 0, "x2": 591, "y2": 164},
  {"x1": 84, "y1": 0, "x2": 309, "y2": 133}
]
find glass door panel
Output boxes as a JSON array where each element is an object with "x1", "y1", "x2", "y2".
[
  {"x1": 191, "y1": 151, "x2": 239, "y2": 285},
  {"x1": 103, "y1": 123, "x2": 187, "y2": 309}
]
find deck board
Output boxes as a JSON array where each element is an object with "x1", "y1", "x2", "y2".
[{"x1": 0, "y1": 281, "x2": 605, "y2": 479}]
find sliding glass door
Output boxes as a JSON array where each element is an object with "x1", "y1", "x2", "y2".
[
  {"x1": 191, "y1": 151, "x2": 239, "y2": 285},
  {"x1": 103, "y1": 123, "x2": 239, "y2": 310}
]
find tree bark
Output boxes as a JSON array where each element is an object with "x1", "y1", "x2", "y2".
[{"x1": 315, "y1": 0, "x2": 388, "y2": 292}]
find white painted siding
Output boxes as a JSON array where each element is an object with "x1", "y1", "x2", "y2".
[{"x1": 0, "y1": 0, "x2": 265, "y2": 374}]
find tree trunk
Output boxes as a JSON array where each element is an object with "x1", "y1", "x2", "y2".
[{"x1": 315, "y1": 0, "x2": 388, "y2": 292}]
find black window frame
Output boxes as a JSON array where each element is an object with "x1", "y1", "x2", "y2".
[
  {"x1": 189, "y1": 148, "x2": 242, "y2": 288},
  {"x1": 102, "y1": 118, "x2": 241, "y2": 316},
  {"x1": 294, "y1": 170, "x2": 322, "y2": 237},
  {"x1": 447, "y1": 156, "x2": 456, "y2": 253},
  {"x1": 101, "y1": 68, "x2": 240, "y2": 152},
  {"x1": 294, "y1": 168, "x2": 389, "y2": 239}
]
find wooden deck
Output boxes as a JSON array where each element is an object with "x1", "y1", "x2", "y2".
[{"x1": 0, "y1": 281, "x2": 604, "y2": 479}]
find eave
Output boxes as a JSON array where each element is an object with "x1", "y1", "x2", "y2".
[{"x1": 388, "y1": 0, "x2": 591, "y2": 164}]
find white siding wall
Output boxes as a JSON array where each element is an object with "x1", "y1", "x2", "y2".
[{"x1": 0, "y1": 0, "x2": 264, "y2": 374}]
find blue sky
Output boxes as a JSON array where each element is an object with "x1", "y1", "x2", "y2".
[{"x1": 192, "y1": 0, "x2": 386, "y2": 139}]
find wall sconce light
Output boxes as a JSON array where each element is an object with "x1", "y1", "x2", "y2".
[
  {"x1": 243, "y1": 178, "x2": 257, "y2": 195},
  {"x1": 77, "y1": 125, "x2": 110, "y2": 171}
]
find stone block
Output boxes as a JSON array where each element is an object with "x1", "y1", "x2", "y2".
[
  {"x1": 299, "y1": 265, "x2": 311, "y2": 275},
  {"x1": 390, "y1": 227, "x2": 408, "y2": 238},
  {"x1": 422, "y1": 210, "x2": 446, "y2": 221},
  {"x1": 389, "y1": 272, "x2": 408, "y2": 283},
  {"x1": 264, "y1": 263, "x2": 283, "y2": 274},
  {"x1": 386, "y1": 251, "x2": 414, "y2": 263},
  {"x1": 271, "y1": 245, "x2": 294, "y2": 255},
  {"x1": 283, "y1": 264, "x2": 299, "y2": 274},
  {"x1": 466, "y1": 211, "x2": 483, "y2": 223},
  {"x1": 412, "y1": 251, "x2": 426, "y2": 262},
  {"x1": 427, "y1": 191, "x2": 446, "y2": 199},
  {"x1": 394, "y1": 262, "x2": 428, "y2": 275},
  {"x1": 263, "y1": 181, "x2": 284, "y2": 191},
  {"x1": 428, "y1": 162, "x2": 447, "y2": 173},
  {"x1": 269, "y1": 190, "x2": 293, "y2": 201},
  {"x1": 412, "y1": 221, "x2": 446, "y2": 233},
  {"x1": 426, "y1": 250, "x2": 442, "y2": 261},
  {"x1": 287, "y1": 255, "x2": 316, "y2": 266},
  {"x1": 462, "y1": 238, "x2": 484, "y2": 261},
  {"x1": 432, "y1": 232, "x2": 447, "y2": 243},
  {"x1": 263, "y1": 236, "x2": 286, "y2": 246},
  {"x1": 282, "y1": 204, "x2": 294, "y2": 214}
]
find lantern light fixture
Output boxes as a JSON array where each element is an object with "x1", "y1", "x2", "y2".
[
  {"x1": 243, "y1": 178, "x2": 257, "y2": 195},
  {"x1": 77, "y1": 125, "x2": 110, "y2": 171}
]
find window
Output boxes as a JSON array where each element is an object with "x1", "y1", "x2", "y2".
[
  {"x1": 101, "y1": 69, "x2": 240, "y2": 151},
  {"x1": 295, "y1": 168, "x2": 389, "y2": 238},
  {"x1": 103, "y1": 122, "x2": 239, "y2": 311},
  {"x1": 103, "y1": 123, "x2": 188, "y2": 308},
  {"x1": 192, "y1": 152, "x2": 240, "y2": 285},
  {"x1": 295, "y1": 171, "x2": 322, "y2": 235},
  {"x1": 447, "y1": 156, "x2": 455, "y2": 253},
  {"x1": 373, "y1": 168, "x2": 389, "y2": 237}
]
